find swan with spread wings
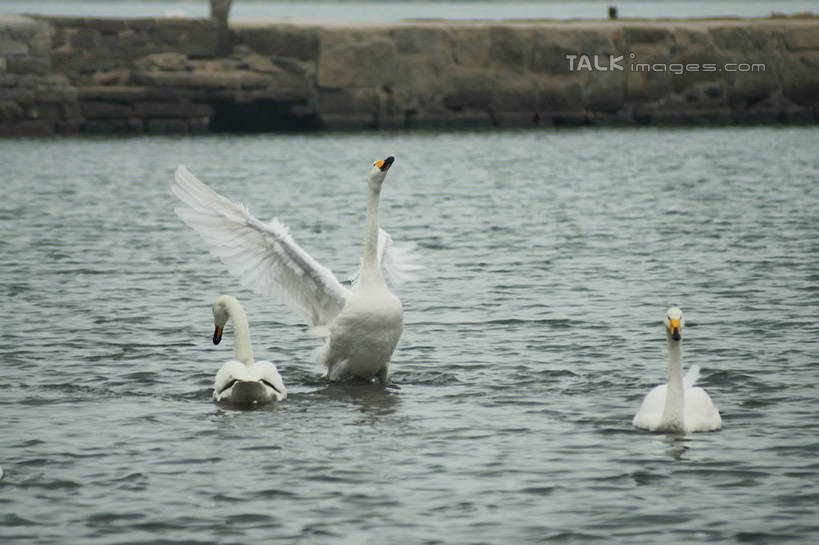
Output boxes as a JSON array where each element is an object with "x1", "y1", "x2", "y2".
[{"x1": 173, "y1": 157, "x2": 418, "y2": 384}]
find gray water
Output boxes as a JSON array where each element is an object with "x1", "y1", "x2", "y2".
[
  {"x1": 1, "y1": 0, "x2": 816, "y2": 21},
  {"x1": 1, "y1": 127, "x2": 818, "y2": 544}
]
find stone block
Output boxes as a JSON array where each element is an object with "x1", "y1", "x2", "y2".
[
  {"x1": 317, "y1": 30, "x2": 400, "y2": 89},
  {"x1": 583, "y1": 69, "x2": 626, "y2": 113},
  {"x1": 318, "y1": 87, "x2": 377, "y2": 128},
  {"x1": 442, "y1": 69, "x2": 496, "y2": 112},
  {"x1": 0, "y1": 118, "x2": 54, "y2": 135},
  {"x1": 449, "y1": 26, "x2": 491, "y2": 68},
  {"x1": 51, "y1": 52, "x2": 125, "y2": 74},
  {"x1": 781, "y1": 51, "x2": 819, "y2": 105},
  {"x1": 235, "y1": 24, "x2": 319, "y2": 61},
  {"x1": 146, "y1": 117, "x2": 191, "y2": 133},
  {"x1": 25, "y1": 103, "x2": 60, "y2": 121},
  {"x1": 727, "y1": 64, "x2": 780, "y2": 105},
  {"x1": 623, "y1": 26, "x2": 675, "y2": 45},
  {"x1": 61, "y1": 101, "x2": 83, "y2": 119},
  {"x1": 134, "y1": 100, "x2": 213, "y2": 118},
  {"x1": 134, "y1": 52, "x2": 190, "y2": 71},
  {"x1": 80, "y1": 100, "x2": 134, "y2": 118},
  {"x1": 377, "y1": 52, "x2": 451, "y2": 96},
  {"x1": 78, "y1": 18, "x2": 130, "y2": 34},
  {"x1": 242, "y1": 53, "x2": 277, "y2": 73},
  {"x1": 69, "y1": 28, "x2": 100, "y2": 50},
  {"x1": 7, "y1": 55, "x2": 50, "y2": 75},
  {"x1": 36, "y1": 86, "x2": 78, "y2": 104},
  {"x1": 490, "y1": 78, "x2": 542, "y2": 126},
  {"x1": 488, "y1": 25, "x2": 534, "y2": 72},
  {"x1": 626, "y1": 64, "x2": 672, "y2": 101},
  {"x1": 188, "y1": 116, "x2": 210, "y2": 132},
  {"x1": 0, "y1": 39, "x2": 28, "y2": 56},
  {"x1": 666, "y1": 48, "x2": 732, "y2": 93},
  {"x1": 272, "y1": 56, "x2": 312, "y2": 76},
  {"x1": 89, "y1": 69, "x2": 132, "y2": 86},
  {"x1": 708, "y1": 25, "x2": 780, "y2": 51},
  {"x1": 673, "y1": 28, "x2": 715, "y2": 49},
  {"x1": 537, "y1": 77, "x2": 584, "y2": 113},
  {"x1": 785, "y1": 26, "x2": 819, "y2": 50},
  {"x1": 83, "y1": 117, "x2": 143, "y2": 133},
  {"x1": 376, "y1": 86, "x2": 408, "y2": 129},
  {"x1": 55, "y1": 117, "x2": 85, "y2": 133},
  {"x1": 153, "y1": 19, "x2": 220, "y2": 58},
  {"x1": 531, "y1": 34, "x2": 580, "y2": 74},
  {"x1": 78, "y1": 86, "x2": 148, "y2": 101},
  {"x1": 134, "y1": 69, "x2": 241, "y2": 89},
  {"x1": 0, "y1": 86, "x2": 34, "y2": 104},
  {"x1": 491, "y1": 77, "x2": 539, "y2": 113},
  {"x1": 28, "y1": 29, "x2": 52, "y2": 58},
  {"x1": 0, "y1": 100, "x2": 23, "y2": 121},
  {"x1": 531, "y1": 28, "x2": 613, "y2": 75},
  {"x1": 391, "y1": 26, "x2": 446, "y2": 55}
]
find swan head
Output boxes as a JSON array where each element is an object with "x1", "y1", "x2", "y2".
[
  {"x1": 212, "y1": 295, "x2": 237, "y2": 345},
  {"x1": 368, "y1": 156, "x2": 395, "y2": 188},
  {"x1": 664, "y1": 307, "x2": 685, "y2": 341}
]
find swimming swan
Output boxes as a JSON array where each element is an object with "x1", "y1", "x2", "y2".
[
  {"x1": 632, "y1": 307, "x2": 721, "y2": 433},
  {"x1": 174, "y1": 158, "x2": 417, "y2": 384},
  {"x1": 211, "y1": 295, "x2": 287, "y2": 404}
]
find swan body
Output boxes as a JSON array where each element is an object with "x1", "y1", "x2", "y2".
[
  {"x1": 174, "y1": 157, "x2": 415, "y2": 384},
  {"x1": 633, "y1": 307, "x2": 721, "y2": 433},
  {"x1": 320, "y1": 281, "x2": 403, "y2": 383},
  {"x1": 211, "y1": 295, "x2": 287, "y2": 404}
]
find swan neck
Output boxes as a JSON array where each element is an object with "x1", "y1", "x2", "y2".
[
  {"x1": 360, "y1": 183, "x2": 384, "y2": 286},
  {"x1": 227, "y1": 300, "x2": 254, "y2": 365},
  {"x1": 661, "y1": 337, "x2": 684, "y2": 428}
]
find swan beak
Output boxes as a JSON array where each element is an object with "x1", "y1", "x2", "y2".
[
  {"x1": 213, "y1": 325, "x2": 223, "y2": 345},
  {"x1": 375, "y1": 156, "x2": 395, "y2": 172},
  {"x1": 669, "y1": 319, "x2": 682, "y2": 341}
]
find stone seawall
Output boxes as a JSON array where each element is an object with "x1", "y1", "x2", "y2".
[{"x1": 0, "y1": 14, "x2": 817, "y2": 134}]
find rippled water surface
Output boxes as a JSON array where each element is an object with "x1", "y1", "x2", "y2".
[{"x1": 1, "y1": 127, "x2": 818, "y2": 544}]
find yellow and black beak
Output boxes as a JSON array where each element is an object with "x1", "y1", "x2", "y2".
[
  {"x1": 669, "y1": 319, "x2": 682, "y2": 341},
  {"x1": 213, "y1": 325, "x2": 223, "y2": 345},
  {"x1": 375, "y1": 156, "x2": 395, "y2": 172}
]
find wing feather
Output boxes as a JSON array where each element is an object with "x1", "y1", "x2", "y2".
[
  {"x1": 173, "y1": 165, "x2": 348, "y2": 326},
  {"x1": 683, "y1": 364, "x2": 701, "y2": 389},
  {"x1": 349, "y1": 228, "x2": 423, "y2": 287}
]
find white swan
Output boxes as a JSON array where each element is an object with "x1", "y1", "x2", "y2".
[
  {"x1": 633, "y1": 307, "x2": 722, "y2": 433},
  {"x1": 173, "y1": 157, "x2": 415, "y2": 384},
  {"x1": 211, "y1": 295, "x2": 287, "y2": 404}
]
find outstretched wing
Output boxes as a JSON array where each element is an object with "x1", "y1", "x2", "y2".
[
  {"x1": 173, "y1": 165, "x2": 348, "y2": 326},
  {"x1": 349, "y1": 228, "x2": 423, "y2": 287}
]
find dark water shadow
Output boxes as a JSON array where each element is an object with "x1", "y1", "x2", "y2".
[
  {"x1": 662, "y1": 433, "x2": 692, "y2": 461},
  {"x1": 212, "y1": 397, "x2": 287, "y2": 413},
  {"x1": 310, "y1": 380, "x2": 401, "y2": 420}
]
